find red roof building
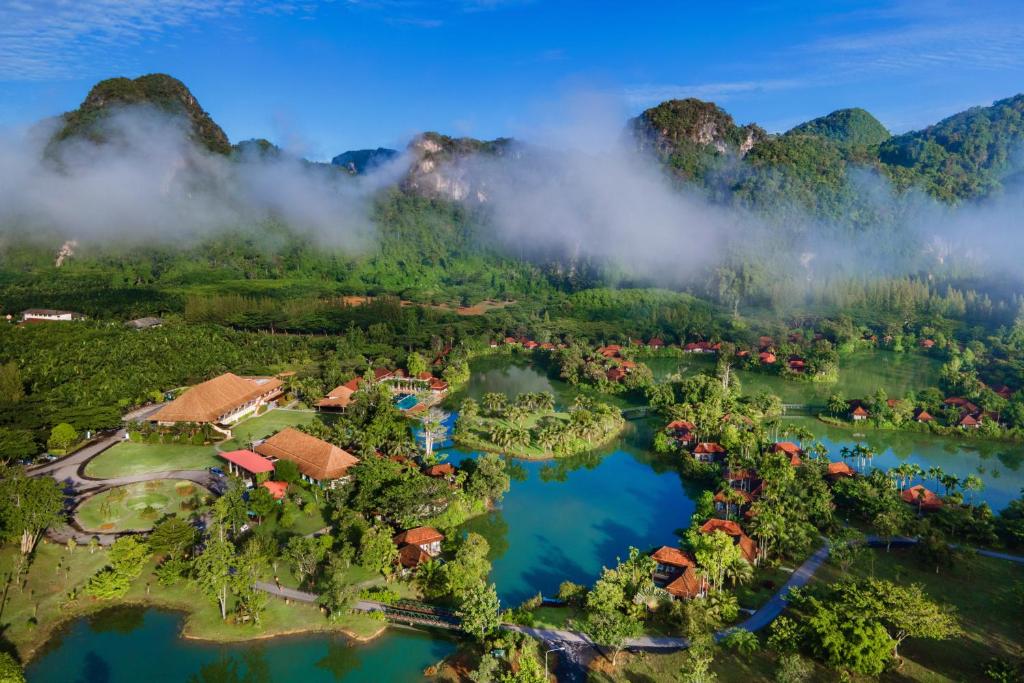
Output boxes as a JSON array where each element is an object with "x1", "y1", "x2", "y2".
[
  {"x1": 650, "y1": 546, "x2": 706, "y2": 599},
  {"x1": 693, "y1": 442, "x2": 726, "y2": 463},
  {"x1": 219, "y1": 449, "x2": 275, "y2": 476},
  {"x1": 648, "y1": 338, "x2": 665, "y2": 348},
  {"x1": 759, "y1": 351, "x2": 777, "y2": 364},
  {"x1": 914, "y1": 408, "x2": 935, "y2": 423},
  {"x1": 425, "y1": 463, "x2": 457, "y2": 479},
  {"x1": 958, "y1": 413, "x2": 981, "y2": 428},
  {"x1": 826, "y1": 461, "x2": 855, "y2": 479},
  {"x1": 919, "y1": 338, "x2": 935, "y2": 349},
  {"x1": 393, "y1": 527, "x2": 444, "y2": 567},
  {"x1": 699, "y1": 519, "x2": 759, "y2": 564},
  {"x1": 261, "y1": 480, "x2": 288, "y2": 500},
  {"x1": 772, "y1": 442, "x2": 803, "y2": 466},
  {"x1": 606, "y1": 367, "x2": 627, "y2": 382},
  {"x1": 851, "y1": 404, "x2": 870, "y2": 421},
  {"x1": 901, "y1": 485, "x2": 943, "y2": 511}
]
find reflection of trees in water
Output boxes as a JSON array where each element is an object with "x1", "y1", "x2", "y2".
[
  {"x1": 315, "y1": 638, "x2": 360, "y2": 680},
  {"x1": 76, "y1": 651, "x2": 111, "y2": 683},
  {"x1": 86, "y1": 607, "x2": 144, "y2": 635},
  {"x1": 187, "y1": 649, "x2": 270, "y2": 683},
  {"x1": 998, "y1": 450, "x2": 1023, "y2": 471},
  {"x1": 458, "y1": 511, "x2": 510, "y2": 560},
  {"x1": 538, "y1": 451, "x2": 603, "y2": 483}
]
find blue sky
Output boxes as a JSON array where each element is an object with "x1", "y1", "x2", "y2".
[{"x1": 1, "y1": 0, "x2": 1022, "y2": 160}]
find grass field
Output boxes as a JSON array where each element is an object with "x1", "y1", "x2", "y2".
[
  {"x1": 219, "y1": 409, "x2": 323, "y2": 450},
  {"x1": 76, "y1": 480, "x2": 210, "y2": 532},
  {"x1": 84, "y1": 441, "x2": 219, "y2": 478}
]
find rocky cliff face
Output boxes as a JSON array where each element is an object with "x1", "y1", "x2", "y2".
[
  {"x1": 401, "y1": 132, "x2": 515, "y2": 202},
  {"x1": 630, "y1": 98, "x2": 767, "y2": 159}
]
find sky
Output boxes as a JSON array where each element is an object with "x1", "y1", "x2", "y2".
[{"x1": 1, "y1": 0, "x2": 1022, "y2": 160}]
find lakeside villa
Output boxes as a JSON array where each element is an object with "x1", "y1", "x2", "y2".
[
  {"x1": 651, "y1": 546, "x2": 707, "y2": 599},
  {"x1": 149, "y1": 373, "x2": 284, "y2": 435},
  {"x1": 318, "y1": 368, "x2": 449, "y2": 415},
  {"x1": 393, "y1": 526, "x2": 444, "y2": 570},
  {"x1": 254, "y1": 427, "x2": 360, "y2": 486}
]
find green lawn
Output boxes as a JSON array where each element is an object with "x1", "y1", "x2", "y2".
[
  {"x1": 219, "y1": 409, "x2": 323, "y2": 450},
  {"x1": 76, "y1": 480, "x2": 210, "y2": 532},
  {"x1": 85, "y1": 441, "x2": 219, "y2": 478}
]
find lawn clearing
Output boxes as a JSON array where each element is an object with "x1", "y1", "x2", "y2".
[
  {"x1": 219, "y1": 408, "x2": 324, "y2": 450},
  {"x1": 77, "y1": 480, "x2": 210, "y2": 533},
  {"x1": 85, "y1": 441, "x2": 219, "y2": 478}
]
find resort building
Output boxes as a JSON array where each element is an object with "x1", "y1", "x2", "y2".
[
  {"x1": 20, "y1": 308, "x2": 84, "y2": 322},
  {"x1": 218, "y1": 449, "x2": 275, "y2": 485},
  {"x1": 692, "y1": 442, "x2": 726, "y2": 463},
  {"x1": 758, "y1": 351, "x2": 777, "y2": 364},
  {"x1": 393, "y1": 527, "x2": 444, "y2": 569},
  {"x1": 666, "y1": 420, "x2": 696, "y2": 446},
  {"x1": 771, "y1": 442, "x2": 803, "y2": 466},
  {"x1": 317, "y1": 378, "x2": 361, "y2": 412},
  {"x1": 901, "y1": 484, "x2": 944, "y2": 511},
  {"x1": 699, "y1": 519, "x2": 759, "y2": 565},
  {"x1": 149, "y1": 373, "x2": 284, "y2": 431},
  {"x1": 254, "y1": 427, "x2": 360, "y2": 485},
  {"x1": 914, "y1": 408, "x2": 935, "y2": 423},
  {"x1": 650, "y1": 546, "x2": 707, "y2": 600},
  {"x1": 261, "y1": 480, "x2": 288, "y2": 500},
  {"x1": 425, "y1": 462, "x2": 457, "y2": 481},
  {"x1": 826, "y1": 461, "x2": 856, "y2": 480}
]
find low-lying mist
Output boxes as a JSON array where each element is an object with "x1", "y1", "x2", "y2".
[{"x1": 0, "y1": 106, "x2": 405, "y2": 252}]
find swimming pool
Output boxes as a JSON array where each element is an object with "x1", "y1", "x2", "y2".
[{"x1": 394, "y1": 394, "x2": 419, "y2": 410}]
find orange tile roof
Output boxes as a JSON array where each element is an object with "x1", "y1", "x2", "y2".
[
  {"x1": 699, "y1": 519, "x2": 758, "y2": 563},
  {"x1": 694, "y1": 442, "x2": 725, "y2": 454},
  {"x1": 651, "y1": 546, "x2": 695, "y2": 568},
  {"x1": 665, "y1": 567, "x2": 707, "y2": 599},
  {"x1": 826, "y1": 461, "x2": 855, "y2": 478},
  {"x1": 901, "y1": 485, "x2": 943, "y2": 510},
  {"x1": 426, "y1": 463, "x2": 456, "y2": 477},
  {"x1": 254, "y1": 427, "x2": 359, "y2": 481},
  {"x1": 317, "y1": 383, "x2": 356, "y2": 409},
  {"x1": 150, "y1": 373, "x2": 283, "y2": 424},
  {"x1": 397, "y1": 544, "x2": 432, "y2": 568},
  {"x1": 393, "y1": 526, "x2": 444, "y2": 546},
  {"x1": 261, "y1": 480, "x2": 288, "y2": 500}
]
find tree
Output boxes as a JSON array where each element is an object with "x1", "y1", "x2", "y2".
[
  {"x1": 47, "y1": 423, "x2": 79, "y2": 452},
  {"x1": 285, "y1": 535, "x2": 328, "y2": 587},
  {"x1": 691, "y1": 529, "x2": 743, "y2": 592},
  {"x1": 457, "y1": 582, "x2": 501, "y2": 641},
  {"x1": 193, "y1": 519, "x2": 234, "y2": 621},
  {"x1": 579, "y1": 606, "x2": 642, "y2": 667},
  {"x1": 0, "y1": 467, "x2": 65, "y2": 555},
  {"x1": 464, "y1": 452, "x2": 510, "y2": 504},
  {"x1": 359, "y1": 524, "x2": 399, "y2": 578},
  {"x1": 406, "y1": 351, "x2": 428, "y2": 377},
  {"x1": 149, "y1": 517, "x2": 198, "y2": 558},
  {"x1": 85, "y1": 536, "x2": 151, "y2": 600},
  {"x1": 419, "y1": 407, "x2": 449, "y2": 458},
  {"x1": 248, "y1": 486, "x2": 278, "y2": 524},
  {"x1": 721, "y1": 628, "x2": 759, "y2": 654},
  {"x1": 273, "y1": 459, "x2": 301, "y2": 484},
  {"x1": 0, "y1": 362, "x2": 24, "y2": 406},
  {"x1": 858, "y1": 579, "x2": 961, "y2": 660},
  {"x1": 0, "y1": 428, "x2": 37, "y2": 463},
  {"x1": 681, "y1": 631, "x2": 717, "y2": 683},
  {"x1": 827, "y1": 527, "x2": 866, "y2": 572},
  {"x1": 774, "y1": 654, "x2": 813, "y2": 683},
  {"x1": 0, "y1": 652, "x2": 25, "y2": 683},
  {"x1": 468, "y1": 654, "x2": 502, "y2": 683},
  {"x1": 232, "y1": 539, "x2": 270, "y2": 625},
  {"x1": 319, "y1": 555, "x2": 360, "y2": 621},
  {"x1": 872, "y1": 510, "x2": 903, "y2": 552},
  {"x1": 443, "y1": 532, "x2": 491, "y2": 599}
]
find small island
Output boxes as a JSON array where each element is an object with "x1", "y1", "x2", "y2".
[{"x1": 455, "y1": 391, "x2": 626, "y2": 459}]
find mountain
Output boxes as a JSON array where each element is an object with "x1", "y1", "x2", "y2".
[
  {"x1": 629, "y1": 99, "x2": 767, "y2": 182},
  {"x1": 879, "y1": 94, "x2": 1024, "y2": 201},
  {"x1": 787, "y1": 108, "x2": 890, "y2": 147},
  {"x1": 331, "y1": 148, "x2": 399, "y2": 174},
  {"x1": 401, "y1": 132, "x2": 514, "y2": 201},
  {"x1": 50, "y1": 73, "x2": 231, "y2": 155}
]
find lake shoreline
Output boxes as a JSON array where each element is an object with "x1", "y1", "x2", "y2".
[{"x1": 453, "y1": 417, "x2": 627, "y2": 461}]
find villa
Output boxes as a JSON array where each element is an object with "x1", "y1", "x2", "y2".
[
  {"x1": 598, "y1": 344, "x2": 623, "y2": 359},
  {"x1": 772, "y1": 442, "x2": 803, "y2": 466},
  {"x1": 666, "y1": 420, "x2": 696, "y2": 445},
  {"x1": 699, "y1": 519, "x2": 759, "y2": 565},
  {"x1": 317, "y1": 378, "x2": 361, "y2": 411},
  {"x1": 393, "y1": 526, "x2": 445, "y2": 569},
  {"x1": 425, "y1": 462, "x2": 457, "y2": 482},
  {"x1": 149, "y1": 373, "x2": 284, "y2": 432},
  {"x1": 261, "y1": 480, "x2": 288, "y2": 500},
  {"x1": 692, "y1": 442, "x2": 726, "y2": 463},
  {"x1": 914, "y1": 408, "x2": 935, "y2": 423},
  {"x1": 826, "y1": 461, "x2": 856, "y2": 480},
  {"x1": 787, "y1": 357, "x2": 806, "y2": 372},
  {"x1": 650, "y1": 546, "x2": 707, "y2": 600},
  {"x1": 606, "y1": 367, "x2": 627, "y2": 382},
  {"x1": 848, "y1": 400, "x2": 870, "y2": 421},
  {"x1": 919, "y1": 338, "x2": 936, "y2": 349},
  {"x1": 758, "y1": 351, "x2": 777, "y2": 364},
  {"x1": 901, "y1": 484, "x2": 944, "y2": 511},
  {"x1": 254, "y1": 427, "x2": 360, "y2": 486},
  {"x1": 958, "y1": 413, "x2": 981, "y2": 429}
]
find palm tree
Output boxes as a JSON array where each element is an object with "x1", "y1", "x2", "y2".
[
  {"x1": 481, "y1": 392, "x2": 507, "y2": 418},
  {"x1": 962, "y1": 474, "x2": 984, "y2": 505},
  {"x1": 927, "y1": 465, "x2": 945, "y2": 490},
  {"x1": 725, "y1": 557, "x2": 754, "y2": 588}
]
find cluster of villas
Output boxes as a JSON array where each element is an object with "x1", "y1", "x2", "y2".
[
  {"x1": 596, "y1": 344, "x2": 644, "y2": 383},
  {"x1": 649, "y1": 518, "x2": 761, "y2": 599},
  {"x1": 316, "y1": 368, "x2": 449, "y2": 415},
  {"x1": 846, "y1": 390, "x2": 1012, "y2": 429}
]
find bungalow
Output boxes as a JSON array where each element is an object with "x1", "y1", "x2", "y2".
[
  {"x1": 317, "y1": 378, "x2": 361, "y2": 412},
  {"x1": 425, "y1": 462, "x2": 457, "y2": 482},
  {"x1": 772, "y1": 442, "x2": 803, "y2": 466},
  {"x1": 254, "y1": 427, "x2": 360, "y2": 485},
  {"x1": 958, "y1": 413, "x2": 981, "y2": 429},
  {"x1": 826, "y1": 461, "x2": 856, "y2": 480},
  {"x1": 218, "y1": 449, "x2": 275, "y2": 485},
  {"x1": 598, "y1": 345, "x2": 623, "y2": 359},
  {"x1": 393, "y1": 527, "x2": 444, "y2": 569},
  {"x1": 849, "y1": 400, "x2": 870, "y2": 421},
  {"x1": 648, "y1": 338, "x2": 665, "y2": 349},
  {"x1": 20, "y1": 308, "x2": 84, "y2": 322},
  {"x1": 758, "y1": 351, "x2": 777, "y2": 364},
  {"x1": 683, "y1": 341, "x2": 720, "y2": 354},
  {"x1": 606, "y1": 367, "x2": 627, "y2": 382},
  {"x1": 787, "y1": 357, "x2": 806, "y2": 372},
  {"x1": 540, "y1": 342, "x2": 555, "y2": 351},
  {"x1": 504, "y1": 336, "x2": 518, "y2": 345},
  {"x1": 693, "y1": 442, "x2": 726, "y2": 463},
  {"x1": 919, "y1": 338, "x2": 936, "y2": 349},
  {"x1": 758, "y1": 336, "x2": 774, "y2": 350},
  {"x1": 736, "y1": 350, "x2": 750, "y2": 359},
  {"x1": 994, "y1": 385, "x2": 1013, "y2": 400},
  {"x1": 699, "y1": 519, "x2": 759, "y2": 565},
  {"x1": 666, "y1": 420, "x2": 696, "y2": 445},
  {"x1": 524, "y1": 340, "x2": 539, "y2": 350},
  {"x1": 901, "y1": 484, "x2": 943, "y2": 511},
  {"x1": 650, "y1": 546, "x2": 707, "y2": 599},
  {"x1": 150, "y1": 373, "x2": 284, "y2": 429},
  {"x1": 261, "y1": 480, "x2": 288, "y2": 500},
  {"x1": 914, "y1": 408, "x2": 935, "y2": 423},
  {"x1": 944, "y1": 397, "x2": 980, "y2": 414}
]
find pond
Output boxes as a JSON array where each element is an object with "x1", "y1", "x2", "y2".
[{"x1": 27, "y1": 607, "x2": 456, "y2": 683}]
